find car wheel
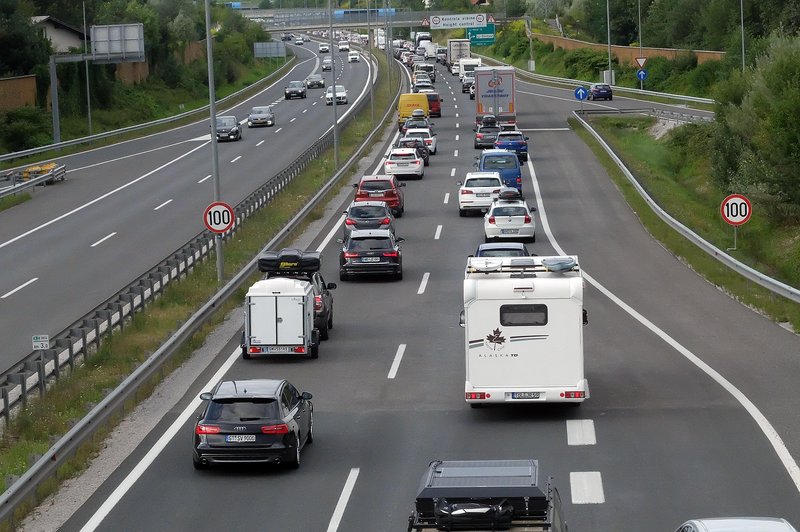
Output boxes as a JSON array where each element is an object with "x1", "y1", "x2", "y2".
[
  {"x1": 394, "y1": 209, "x2": 403, "y2": 219},
  {"x1": 193, "y1": 454, "x2": 208, "y2": 470},
  {"x1": 328, "y1": 307, "x2": 334, "y2": 330},
  {"x1": 395, "y1": 270, "x2": 403, "y2": 281},
  {"x1": 459, "y1": 209, "x2": 466, "y2": 217},
  {"x1": 320, "y1": 321, "x2": 329, "y2": 341},
  {"x1": 287, "y1": 437, "x2": 301, "y2": 469},
  {"x1": 469, "y1": 403, "x2": 485, "y2": 409},
  {"x1": 608, "y1": 96, "x2": 613, "y2": 101},
  {"x1": 339, "y1": 271, "x2": 349, "y2": 281},
  {"x1": 474, "y1": 144, "x2": 479, "y2": 149},
  {"x1": 531, "y1": 233, "x2": 536, "y2": 243},
  {"x1": 306, "y1": 411, "x2": 314, "y2": 444},
  {"x1": 424, "y1": 158, "x2": 429, "y2": 166},
  {"x1": 484, "y1": 236, "x2": 493, "y2": 243}
]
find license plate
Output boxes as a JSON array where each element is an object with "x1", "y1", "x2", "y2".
[
  {"x1": 362, "y1": 257, "x2": 380, "y2": 262},
  {"x1": 512, "y1": 392, "x2": 540, "y2": 399},
  {"x1": 369, "y1": 192, "x2": 384, "y2": 197},
  {"x1": 396, "y1": 163, "x2": 408, "y2": 167},
  {"x1": 501, "y1": 229, "x2": 519, "y2": 234},
  {"x1": 476, "y1": 193, "x2": 489, "y2": 197},
  {"x1": 265, "y1": 346, "x2": 293, "y2": 353},
  {"x1": 226, "y1": 434, "x2": 256, "y2": 443}
]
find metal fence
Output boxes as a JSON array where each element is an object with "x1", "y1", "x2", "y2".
[
  {"x1": 0, "y1": 50, "x2": 402, "y2": 526},
  {"x1": 0, "y1": 165, "x2": 66, "y2": 198}
]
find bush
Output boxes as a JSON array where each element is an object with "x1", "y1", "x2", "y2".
[{"x1": 0, "y1": 107, "x2": 52, "y2": 152}]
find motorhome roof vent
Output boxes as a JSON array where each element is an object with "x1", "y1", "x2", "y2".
[{"x1": 541, "y1": 257, "x2": 577, "y2": 273}]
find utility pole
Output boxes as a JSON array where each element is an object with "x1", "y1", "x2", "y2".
[
  {"x1": 328, "y1": 0, "x2": 339, "y2": 168},
  {"x1": 204, "y1": 0, "x2": 224, "y2": 283}
]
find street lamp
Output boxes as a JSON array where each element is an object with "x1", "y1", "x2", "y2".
[
  {"x1": 637, "y1": 0, "x2": 643, "y2": 89},
  {"x1": 740, "y1": 0, "x2": 746, "y2": 71},
  {"x1": 605, "y1": 0, "x2": 612, "y2": 84},
  {"x1": 328, "y1": 0, "x2": 339, "y2": 168},
  {"x1": 204, "y1": 0, "x2": 224, "y2": 283},
  {"x1": 367, "y1": 0, "x2": 374, "y2": 124}
]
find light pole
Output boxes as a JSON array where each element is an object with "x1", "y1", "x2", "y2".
[
  {"x1": 740, "y1": 0, "x2": 746, "y2": 71},
  {"x1": 605, "y1": 0, "x2": 612, "y2": 84},
  {"x1": 637, "y1": 0, "x2": 643, "y2": 89},
  {"x1": 367, "y1": 0, "x2": 374, "y2": 124},
  {"x1": 328, "y1": 0, "x2": 339, "y2": 169},
  {"x1": 83, "y1": 1, "x2": 92, "y2": 135},
  {"x1": 204, "y1": 0, "x2": 224, "y2": 283}
]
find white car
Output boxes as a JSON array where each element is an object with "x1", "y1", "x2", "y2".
[
  {"x1": 319, "y1": 42, "x2": 330, "y2": 53},
  {"x1": 483, "y1": 189, "x2": 537, "y2": 242},
  {"x1": 348, "y1": 51, "x2": 360, "y2": 63},
  {"x1": 404, "y1": 127, "x2": 437, "y2": 155},
  {"x1": 325, "y1": 85, "x2": 348, "y2": 105},
  {"x1": 322, "y1": 56, "x2": 333, "y2": 71},
  {"x1": 451, "y1": 63, "x2": 459, "y2": 75},
  {"x1": 338, "y1": 40, "x2": 350, "y2": 52},
  {"x1": 295, "y1": 38, "x2": 304, "y2": 45},
  {"x1": 384, "y1": 148, "x2": 424, "y2": 179},
  {"x1": 457, "y1": 172, "x2": 503, "y2": 216}
]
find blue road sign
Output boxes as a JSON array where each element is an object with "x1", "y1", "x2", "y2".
[
  {"x1": 636, "y1": 69, "x2": 648, "y2": 81},
  {"x1": 574, "y1": 87, "x2": 588, "y2": 100}
]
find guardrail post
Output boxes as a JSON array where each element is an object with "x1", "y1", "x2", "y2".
[
  {"x1": 1, "y1": 386, "x2": 10, "y2": 422},
  {"x1": 7, "y1": 374, "x2": 28, "y2": 407},
  {"x1": 43, "y1": 349, "x2": 59, "y2": 382},
  {"x1": 70, "y1": 327, "x2": 87, "y2": 364},
  {"x1": 83, "y1": 318, "x2": 102, "y2": 351},
  {"x1": 129, "y1": 285, "x2": 146, "y2": 311},
  {"x1": 55, "y1": 337, "x2": 74, "y2": 372},
  {"x1": 24, "y1": 357, "x2": 46, "y2": 396}
]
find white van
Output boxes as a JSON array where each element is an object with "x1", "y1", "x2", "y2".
[
  {"x1": 347, "y1": 51, "x2": 360, "y2": 63},
  {"x1": 462, "y1": 256, "x2": 588, "y2": 406},
  {"x1": 338, "y1": 40, "x2": 350, "y2": 52}
]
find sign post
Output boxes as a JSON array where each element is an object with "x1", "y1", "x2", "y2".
[
  {"x1": 635, "y1": 56, "x2": 647, "y2": 89},
  {"x1": 574, "y1": 86, "x2": 588, "y2": 113},
  {"x1": 204, "y1": 202, "x2": 236, "y2": 235},
  {"x1": 428, "y1": 14, "x2": 487, "y2": 29},
  {"x1": 720, "y1": 194, "x2": 752, "y2": 251},
  {"x1": 467, "y1": 23, "x2": 496, "y2": 46}
]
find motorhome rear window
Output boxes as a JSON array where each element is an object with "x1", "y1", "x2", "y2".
[{"x1": 500, "y1": 304, "x2": 548, "y2": 326}]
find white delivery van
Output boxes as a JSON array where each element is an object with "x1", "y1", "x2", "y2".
[
  {"x1": 462, "y1": 256, "x2": 588, "y2": 406},
  {"x1": 242, "y1": 277, "x2": 320, "y2": 359}
]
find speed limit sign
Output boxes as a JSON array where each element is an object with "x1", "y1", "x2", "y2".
[
  {"x1": 204, "y1": 202, "x2": 235, "y2": 234},
  {"x1": 720, "y1": 194, "x2": 752, "y2": 226}
]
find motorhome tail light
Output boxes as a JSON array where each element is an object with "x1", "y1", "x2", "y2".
[
  {"x1": 465, "y1": 392, "x2": 487, "y2": 400},
  {"x1": 524, "y1": 214, "x2": 531, "y2": 224},
  {"x1": 561, "y1": 391, "x2": 586, "y2": 399},
  {"x1": 248, "y1": 346, "x2": 262, "y2": 354},
  {"x1": 261, "y1": 423, "x2": 290, "y2": 434},
  {"x1": 293, "y1": 346, "x2": 307, "y2": 354},
  {"x1": 382, "y1": 251, "x2": 399, "y2": 257},
  {"x1": 195, "y1": 424, "x2": 221, "y2": 435},
  {"x1": 314, "y1": 295, "x2": 322, "y2": 311},
  {"x1": 380, "y1": 217, "x2": 391, "y2": 224},
  {"x1": 461, "y1": 189, "x2": 474, "y2": 195},
  {"x1": 343, "y1": 251, "x2": 359, "y2": 258},
  {"x1": 345, "y1": 218, "x2": 357, "y2": 225},
  {"x1": 488, "y1": 216, "x2": 496, "y2": 224}
]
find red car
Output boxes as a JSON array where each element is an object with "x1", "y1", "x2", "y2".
[
  {"x1": 353, "y1": 175, "x2": 406, "y2": 217},
  {"x1": 426, "y1": 93, "x2": 441, "y2": 117}
]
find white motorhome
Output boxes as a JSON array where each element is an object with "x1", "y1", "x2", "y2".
[
  {"x1": 242, "y1": 277, "x2": 320, "y2": 359},
  {"x1": 462, "y1": 256, "x2": 588, "y2": 406},
  {"x1": 458, "y1": 57, "x2": 482, "y2": 80}
]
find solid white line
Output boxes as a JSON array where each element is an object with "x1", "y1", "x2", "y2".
[
  {"x1": 527, "y1": 150, "x2": 800, "y2": 493},
  {"x1": 455, "y1": 134, "x2": 459, "y2": 141},
  {"x1": 454, "y1": 150, "x2": 459, "y2": 157},
  {"x1": 1, "y1": 278, "x2": 38, "y2": 299},
  {"x1": 434, "y1": 225, "x2": 442, "y2": 240},
  {"x1": 566, "y1": 419, "x2": 596, "y2": 445},
  {"x1": 231, "y1": 156, "x2": 242, "y2": 163},
  {"x1": 313, "y1": 101, "x2": 318, "y2": 106},
  {"x1": 198, "y1": 174, "x2": 211, "y2": 184},
  {"x1": 275, "y1": 128, "x2": 283, "y2": 133},
  {"x1": 570, "y1": 472, "x2": 605, "y2": 504},
  {"x1": 290, "y1": 117, "x2": 297, "y2": 122},
  {"x1": 443, "y1": 193, "x2": 450, "y2": 204},
  {"x1": 417, "y1": 272, "x2": 430, "y2": 295},
  {"x1": 79, "y1": 345, "x2": 242, "y2": 531},
  {"x1": 90, "y1": 232, "x2": 117, "y2": 247},
  {"x1": 154, "y1": 200, "x2": 172, "y2": 211},
  {"x1": 387, "y1": 344, "x2": 407, "y2": 379},
  {"x1": 518, "y1": 128, "x2": 571, "y2": 132},
  {"x1": 256, "y1": 140, "x2": 265, "y2": 147},
  {"x1": 326, "y1": 468, "x2": 360, "y2": 532},
  {"x1": 317, "y1": 215, "x2": 345, "y2": 253},
  {"x1": 0, "y1": 142, "x2": 209, "y2": 252},
  {"x1": 450, "y1": 168, "x2": 456, "y2": 177},
  {"x1": 303, "y1": 109, "x2": 308, "y2": 113}
]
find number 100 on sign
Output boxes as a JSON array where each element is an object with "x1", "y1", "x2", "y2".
[
  {"x1": 720, "y1": 194, "x2": 752, "y2": 226},
  {"x1": 204, "y1": 202, "x2": 235, "y2": 234}
]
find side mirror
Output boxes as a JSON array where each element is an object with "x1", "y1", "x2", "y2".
[
  {"x1": 199, "y1": 392, "x2": 213, "y2": 401},
  {"x1": 583, "y1": 309, "x2": 589, "y2": 326},
  {"x1": 396, "y1": 237, "x2": 405, "y2": 243},
  {"x1": 456, "y1": 181, "x2": 463, "y2": 186},
  {"x1": 343, "y1": 210, "x2": 348, "y2": 214},
  {"x1": 473, "y1": 162, "x2": 479, "y2": 167},
  {"x1": 458, "y1": 310, "x2": 465, "y2": 328},
  {"x1": 301, "y1": 391, "x2": 313, "y2": 400},
  {"x1": 525, "y1": 136, "x2": 529, "y2": 140},
  {"x1": 327, "y1": 282, "x2": 337, "y2": 289},
  {"x1": 530, "y1": 206, "x2": 537, "y2": 212},
  {"x1": 352, "y1": 183, "x2": 358, "y2": 188},
  {"x1": 473, "y1": 128, "x2": 477, "y2": 132},
  {"x1": 399, "y1": 182, "x2": 407, "y2": 187},
  {"x1": 336, "y1": 238, "x2": 344, "y2": 244}
]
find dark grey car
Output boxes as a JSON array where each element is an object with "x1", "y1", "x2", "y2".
[
  {"x1": 304, "y1": 73, "x2": 325, "y2": 88},
  {"x1": 343, "y1": 200, "x2": 396, "y2": 237},
  {"x1": 474, "y1": 124, "x2": 501, "y2": 149},
  {"x1": 247, "y1": 106, "x2": 275, "y2": 127},
  {"x1": 284, "y1": 80, "x2": 307, "y2": 99}
]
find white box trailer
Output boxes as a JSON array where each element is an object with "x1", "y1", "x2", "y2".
[
  {"x1": 462, "y1": 256, "x2": 588, "y2": 406},
  {"x1": 242, "y1": 277, "x2": 319, "y2": 359},
  {"x1": 474, "y1": 65, "x2": 517, "y2": 130}
]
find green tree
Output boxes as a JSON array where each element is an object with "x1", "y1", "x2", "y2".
[{"x1": 0, "y1": 0, "x2": 52, "y2": 76}]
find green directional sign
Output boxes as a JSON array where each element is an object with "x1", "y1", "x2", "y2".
[{"x1": 468, "y1": 23, "x2": 495, "y2": 46}]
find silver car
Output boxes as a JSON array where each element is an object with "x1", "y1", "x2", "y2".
[
  {"x1": 342, "y1": 200, "x2": 395, "y2": 237},
  {"x1": 674, "y1": 517, "x2": 798, "y2": 532},
  {"x1": 483, "y1": 189, "x2": 537, "y2": 243},
  {"x1": 325, "y1": 85, "x2": 348, "y2": 105},
  {"x1": 247, "y1": 106, "x2": 275, "y2": 128}
]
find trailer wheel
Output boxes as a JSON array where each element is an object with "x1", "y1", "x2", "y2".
[
  {"x1": 319, "y1": 322, "x2": 329, "y2": 341},
  {"x1": 310, "y1": 342, "x2": 319, "y2": 359}
]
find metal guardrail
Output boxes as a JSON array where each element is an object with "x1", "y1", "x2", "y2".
[
  {"x1": 0, "y1": 165, "x2": 67, "y2": 198},
  {"x1": 0, "y1": 49, "x2": 402, "y2": 526},
  {"x1": 580, "y1": 107, "x2": 713, "y2": 124},
  {"x1": 472, "y1": 52, "x2": 715, "y2": 106},
  {"x1": 0, "y1": 57, "x2": 297, "y2": 164},
  {"x1": 573, "y1": 109, "x2": 800, "y2": 304}
]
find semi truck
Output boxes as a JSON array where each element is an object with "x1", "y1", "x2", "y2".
[
  {"x1": 461, "y1": 256, "x2": 589, "y2": 406},
  {"x1": 474, "y1": 65, "x2": 517, "y2": 130},
  {"x1": 447, "y1": 38, "x2": 471, "y2": 71}
]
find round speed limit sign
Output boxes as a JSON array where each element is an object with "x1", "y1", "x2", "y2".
[
  {"x1": 204, "y1": 202, "x2": 235, "y2": 234},
  {"x1": 720, "y1": 194, "x2": 752, "y2": 226}
]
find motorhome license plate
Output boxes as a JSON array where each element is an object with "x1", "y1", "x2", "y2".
[
  {"x1": 265, "y1": 346, "x2": 292, "y2": 353},
  {"x1": 512, "y1": 392, "x2": 540, "y2": 399},
  {"x1": 501, "y1": 229, "x2": 519, "y2": 234},
  {"x1": 226, "y1": 434, "x2": 256, "y2": 443},
  {"x1": 362, "y1": 257, "x2": 380, "y2": 262}
]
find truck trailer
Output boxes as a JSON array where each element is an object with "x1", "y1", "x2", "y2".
[
  {"x1": 447, "y1": 38, "x2": 471, "y2": 71},
  {"x1": 474, "y1": 65, "x2": 517, "y2": 130}
]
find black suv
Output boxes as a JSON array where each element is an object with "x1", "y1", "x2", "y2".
[
  {"x1": 258, "y1": 249, "x2": 336, "y2": 340},
  {"x1": 284, "y1": 81, "x2": 307, "y2": 99}
]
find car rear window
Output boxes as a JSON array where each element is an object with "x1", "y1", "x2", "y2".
[
  {"x1": 479, "y1": 126, "x2": 501, "y2": 134},
  {"x1": 391, "y1": 153, "x2": 417, "y2": 161},
  {"x1": 478, "y1": 249, "x2": 526, "y2": 257},
  {"x1": 426, "y1": 94, "x2": 440, "y2": 103},
  {"x1": 483, "y1": 156, "x2": 518, "y2": 169},
  {"x1": 350, "y1": 206, "x2": 386, "y2": 218},
  {"x1": 405, "y1": 120, "x2": 426, "y2": 128},
  {"x1": 499, "y1": 133, "x2": 525, "y2": 141},
  {"x1": 217, "y1": 117, "x2": 236, "y2": 127},
  {"x1": 360, "y1": 180, "x2": 392, "y2": 191},
  {"x1": 465, "y1": 178, "x2": 501, "y2": 187},
  {"x1": 205, "y1": 399, "x2": 280, "y2": 421},
  {"x1": 347, "y1": 237, "x2": 392, "y2": 250},
  {"x1": 492, "y1": 206, "x2": 528, "y2": 216}
]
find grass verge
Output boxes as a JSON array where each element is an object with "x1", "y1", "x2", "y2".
[
  {"x1": 569, "y1": 115, "x2": 800, "y2": 329},
  {"x1": 0, "y1": 49, "x2": 400, "y2": 527}
]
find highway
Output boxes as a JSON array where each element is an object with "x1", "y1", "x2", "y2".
[
  {"x1": 0, "y1": 43, "x2": 373, "y2": 374},
  {"x1": 37, "y1": 59, "x2": 800, "y2": 531}
]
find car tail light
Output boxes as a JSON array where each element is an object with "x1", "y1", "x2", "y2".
[
  {"x1": 516, "y1": 177, "x2": 522, "y2": 185},
  {"x1": 382, "y1": 251, "x2": 398, "y2": 257},
  {"x1": 380, "y1": 217, "x2": 391, "y2": 224},
  {"x1": 293, "y1": 346, "x2": 306, "y2": 354},
  {"x1": 424, "y1": 139, "x2": 432, "y2": 145},
  {"x1": 524, "y1": 215, "x2": 531, "y2": 224},
  {"x1": 488, "y1": 216, "x2": 496, "y2": 224},
  {"x1": 476, "y1": 133, "x2": 483, "y2": 139},
  {"x1": 461, "y1": 189, "x2": 474, "y2": 195},
  {"x1": 343, "y1": 251, "x2": 359, "y2": 258},
  {"x1": 345, "y1": 218, "x2": 357, "y2": 225},
  {"x1": 492, "y1": 189, "x2": 501, "y2": 194},
  {"x1": 413, "y1": 159, "x2": 420, "y2": 165},
  {"x1": 385, "y1": 190, "x2": 396, "y2": 197},
  {"x1": 465, "y1": 392, "x2": 487, "y2": 400},
  {"x1": 261, "y1": 423, "x2": 290, "y2": 434},
  {"x1": 196, "y1": 424, "x2": 221, "y2": 435},
  {"x1": 385, "y1": 160, "x2": 395, "y2": 165},
  {"x1": 561, "y1": 391, "x2": 586, "y2": 399},
  {"x1": 314, "y1": 295, "x2": 322, "y2": 311}
]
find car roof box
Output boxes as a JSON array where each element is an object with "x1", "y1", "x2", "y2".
[{"x1": 258, "y1": 248, "x2": 321, "y2": 274}]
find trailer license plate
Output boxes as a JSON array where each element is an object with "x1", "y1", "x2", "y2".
[
  {"x1": 512, "y1": 392, "x2": 540, "y2": 399},
  {"x1": 226, "y1": 434, "x2": 256, "y2": 443},
  {"x1": 265, "y1": 346, "x2": 293, "y2": 353},
  {"x1": 501, "y1": 229, "x2": 519, "y2": 234}
]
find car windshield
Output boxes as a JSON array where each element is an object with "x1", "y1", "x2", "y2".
[
  {"x1": 350, "y1": 206, "x2": 387, "y2": 218},
  {"x1": 360, "y1": 180, "x2": 392, "y2": 191},
  {"x1": 288, "y1": 81, "x2": 304, "y2": 88},
  {"x1": 483, "y1": 156, "x2": 517, "y2": 169},
  {"x1": 347, "y1": 237, "x2": 392, "y2": 251},
  {"x1": 216, "y1": 117, "x2": 236, "y2": 127},
  {"x1": 307, "y1": 75, "x2": 321, "y2": 81},
  {"x1": 250, "y1": 107, "x2": 271, "y2": 115},
  {"x1": 492, "y1": 206, "x2": 528, "y2": 217},
  {"x1": 465, "y1": 178, "x2": 501, "y2": 187},
  {"x1": 205, "y1": 399, "x2": 280, "y2": 422}
]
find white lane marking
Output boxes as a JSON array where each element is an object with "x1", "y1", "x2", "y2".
[
  {"x1": 230, "y1": 156, "x2": 242, "y2": 163},
  {"x1": 527, "y1": 151, "x2": 800, "y2": 493},
  {"x1": 290, "y1": 117, "x2": 297, "y2": 122},
  {"x1": 453, "y1": 97, "x2": 457, "y2": 102},
  {"x1": 454, "y1": 104, "x2": 458, "y2": 109},
  {"x1": 518, "y1": 128, "x2": 571, "y2": 132},
  {"x1": 313, "y1": 101, "x2": 318, "y2": 106},
  {"x1": 434, "y1": 225, "x2": 442, "y2": 240},
  {"x1": 0, "y1": 142, "x2": 209, "y2": 252},
  {"x1": 456, "y1": 113, "x2": 459, "y2": 118},
  {"x1": 79, "y1": 344, "x2": 242, "y2": 531},
  {"x1": 387, "y1": 344, "x2": 407, "y2": 380},
  {"x1": 2, "y1": 278, "x2": 38, "y2": 299},
  {"x1": 71, "y1": 138, "x2": 209, "y2": 173},
  {"x1": 275, "y1": 128, "x2": 283, "y2": 133},
  {"x1": 90, "y1": 232, "x2": 117, "y2": 248},
  {"x1": 455, "y1": 134, "x2": 459, "y2": 141},
  {"x1": 570, "y1": 472, "x2": 605, "y2": 504},
  {"x1": 455, "y1": 123, "x2": 459, "y2": 128},
  {"x1": 443, "y1": 193, "x2": 450, "y2": 204},
  {"x1": 198, "y1": 174, "x2": 211, "y2": 184},
  {"x1": 566, "y1": 419, "x2": 596, "y2": 445},
  {"x1": 256, "y1": 140, "x2": 265, "y2": 147},
  {"x1": 153, "y1": 200, "x2": 172, "y2": 211},
  {"x1": 454, "y1": 149, "x2": 459, "y2": 157},
  {"x1": 303, "y1": 109, "x2": 308, "y2": 113},
  {"x1": 417, "y1": 272, "x2": 430, "y2": 295},
  {"x1": 326, "y1": 468, "x2": 360, "y2": 532},
  {"x1": 450, "y1": 168, "x2": 456, "y2": 177},
  {"x1": 317, "y1": 215, "x2": 345, "y2": 252}
]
